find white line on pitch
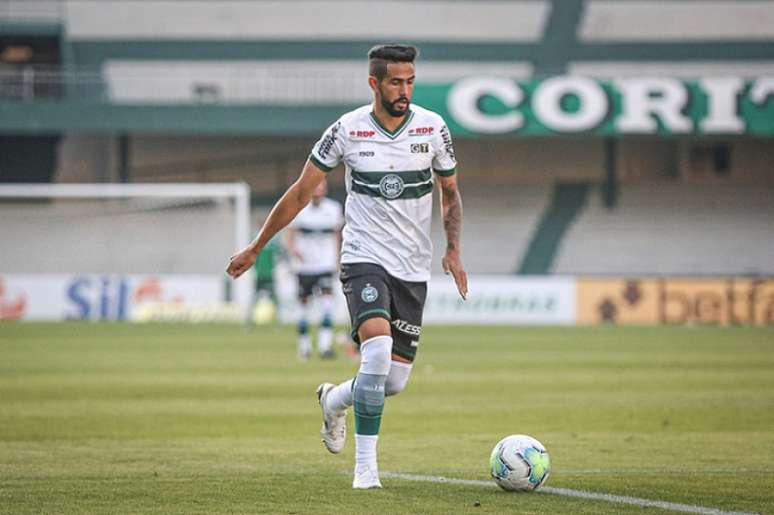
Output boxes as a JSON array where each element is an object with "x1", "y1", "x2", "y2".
[
  {"x1": 559, "y1": 468, "x2": 774, "y2": 476},
  {"x1": 381, "y1": 471, "x2": 759, "y2": 515}
]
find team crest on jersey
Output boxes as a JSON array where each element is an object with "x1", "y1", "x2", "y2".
[
  {"x1": 379, "y1": 174, "x2": 405, "y2": 199},
  {"x1": 361, "y1": 284, "x2": 379, "y2": 303}
]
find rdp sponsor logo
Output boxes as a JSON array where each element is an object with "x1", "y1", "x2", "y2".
[
  {"x1": 67, "y1": 277, "x2": 181, "y2": 320},
  {"x1": 409, "y1": 127, "x2": 434, "y2": 136},
  {"x1": 350, "y1": 130, "x2": 375, "y2": 138},
  {"x1": 577, "y1": 278, "x2": 774, "y2": 326}
]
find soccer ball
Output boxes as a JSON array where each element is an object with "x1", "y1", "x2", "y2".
[{"x1": 489, "y1": 434, "x2": 551, "y2": 491}]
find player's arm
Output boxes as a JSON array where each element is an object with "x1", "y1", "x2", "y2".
[
  {"x1": 438, "y1": 173, "x2": 468, "y2": 299},
  {"x1": 227, "y1": 160, "x2": 327, "y2": 278}
]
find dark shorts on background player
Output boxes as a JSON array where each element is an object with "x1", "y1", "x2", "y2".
[
  {"x1": 340, "y1": 262, "x2": 427, "y2": 363},
  {"x1": 297, "y1": 271, "x2": 334, "y2": 300}
]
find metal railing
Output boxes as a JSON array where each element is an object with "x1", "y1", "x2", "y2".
[
  {"x1": 0, "y1": 66, "x2": 104, "y2": 101},
  {"x1": 0, "y1": 65, "x2": 373, "y2": 105},
  {"x1": 0, "y1": 0, "x2": 63, "y2": 23}
]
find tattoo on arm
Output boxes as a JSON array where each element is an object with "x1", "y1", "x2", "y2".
[{"x1": 441, "y1": 184, "x2": 462, "y2": 252}]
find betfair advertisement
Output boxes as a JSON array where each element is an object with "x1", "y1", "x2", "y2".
[{"x1": 577, "y1": 278, "x2": 774, "y2": 327}]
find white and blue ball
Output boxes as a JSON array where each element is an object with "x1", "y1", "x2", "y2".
[{"x1": 489, "y1": 434, "x2": 551, "y2": 491}]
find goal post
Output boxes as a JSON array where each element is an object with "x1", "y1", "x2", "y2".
[{"x1": 0, "y1": 182, "x2": 254, "y2": 322}]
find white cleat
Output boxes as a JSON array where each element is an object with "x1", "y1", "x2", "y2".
[
  {"x1": 352, "y1": 464, "x2": 382, "y2": 489},
  {"x1": 316, "y1": 383, "x2": 346, "y2": 454}
]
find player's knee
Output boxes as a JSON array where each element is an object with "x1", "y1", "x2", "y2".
[
  {"x1": 359, "y1": 335, "x2": 392, "y2": 376},
  {"x1": 385, "y1": 362, "x2": 412, "y2": 396},
  {"x1": 357, "y1": 316, "x2": 391, "y2": 342},
  {"x1": 385, "y1": 373, "x2": 408, "y2": 396}
]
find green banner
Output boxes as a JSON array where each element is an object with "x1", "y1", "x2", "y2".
[{"x1": 413, "y1": 77, "x2": 774, "y2": 136}]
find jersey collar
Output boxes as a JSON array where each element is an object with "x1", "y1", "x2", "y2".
[{"x1": 369, "y1": 109, "x2": 414, "y2": 140}]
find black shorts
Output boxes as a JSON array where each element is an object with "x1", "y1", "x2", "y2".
[
  {"x1": 340, "y1": 262, "x2": 427, "y2": 363},
  {"x1": 297, "y1": 272, "x2": 334, "y2": 300}
]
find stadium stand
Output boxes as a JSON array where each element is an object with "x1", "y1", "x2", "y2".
[
  {"x1": 553, "y1": 183, "x2": 774, "y2": 276},
  {"x1": 0, "y1": 0, "x2": 62, "y2": 23},
  {"x1": 430, "y1": 184, "x2": 553, "y2": 275},
  {"x1": 580, "y1": 1, "x2": 774, "y2": 41}
]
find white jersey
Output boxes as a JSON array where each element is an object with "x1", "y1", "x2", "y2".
[
  {"x1": 309, "y1": 104, "x2": 457, "y2": 282},
  {"x1": 289, "y1": 197, "x2": 343, "y2": 275}
]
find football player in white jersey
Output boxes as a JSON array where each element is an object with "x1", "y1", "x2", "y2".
[
  {"x1": 285, "y1": 180, "x2": 343, "y2": 360},
  {"x1": 227, "y1": 44, "x2": 467, "y2": 489}
]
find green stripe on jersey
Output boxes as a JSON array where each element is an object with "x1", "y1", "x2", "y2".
[
  {"x1": 351, "y1": 169, "x2": 433, "y2": 200},
  {"x1": 309, "y1": 153, "x2": 335, "y2": 172},
  {"x1": 434, "y1": 167, "x2": 456, "y2": 177}
]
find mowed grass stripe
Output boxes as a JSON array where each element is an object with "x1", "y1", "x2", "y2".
[{"x1": 1, "y1": 323, "x2": 772, "y2": 515}]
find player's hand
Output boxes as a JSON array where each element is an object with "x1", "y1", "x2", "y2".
[
  {"x1": 227, "y1": 247, "x2": 259, "y2": 279},
  {"x1": 442, "y1": 249, "x2": 468, "y2": 300}
]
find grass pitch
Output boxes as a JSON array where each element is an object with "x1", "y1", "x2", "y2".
[{"x1": 1, "y1": 323, "x2": 772, "y2": 514}]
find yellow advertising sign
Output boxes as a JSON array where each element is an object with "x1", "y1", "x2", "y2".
[{"x1": 577, "y1": 278, "x2": 774, "y2": 326}]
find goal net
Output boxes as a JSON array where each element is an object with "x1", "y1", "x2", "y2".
[{"x1": 0, "y1": 183, "x2": 253, "y2": 322}]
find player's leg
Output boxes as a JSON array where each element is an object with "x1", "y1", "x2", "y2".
[
  {"x1": 349, "y1": 277, "x2": 424, "y2": 485},
  {"x1": 317, "y1": 263, "x2": 392, "y2": 488},
  {"x1": 382, "y1": 274, "x2": 426, "y2": 395},
  {"x1": 323, "y1": 271, "x2": 425, "y2": 408},
  {"x1": 317, "y1": 273, "x2": 335, "y2": 359},
  {"x1": 296, "y1": 274, "x2": 314, "y2": 361},
  {"x1": 351, "y1": 317, "x2": 391, "y2": 488}
]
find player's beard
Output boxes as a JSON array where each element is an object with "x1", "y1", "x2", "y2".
[{"x1": 381, "y1": 94, "x2": 410, "y2": 118}]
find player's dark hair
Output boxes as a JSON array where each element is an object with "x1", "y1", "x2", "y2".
[{"x1": 368, "y1": 44, "x2": 418, "y2": 81}]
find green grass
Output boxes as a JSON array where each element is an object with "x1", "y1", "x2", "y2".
[{"x1": 1, "y1": 323, "x2": 773, "y2": 514}]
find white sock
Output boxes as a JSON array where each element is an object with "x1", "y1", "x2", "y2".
[
  {"x1": 298, "y1": 334, "x2": 311, "y2": 355},
  {"x1": 355, "y1": 434, "x2": 378, "y2": 469},
  {"x1": 317, "y1": 327, "x2": 333, "y2": 353},
  {"x1": 324, "y1": 378, "x2": 353, "y2": 413}
]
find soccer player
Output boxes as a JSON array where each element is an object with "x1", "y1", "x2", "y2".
[
  {"x1": 285, "y1": 180, "x2": 343, "y2": 360},
  {"x1": 227, "y1": 43, "x2": 467, "y2": 489}
]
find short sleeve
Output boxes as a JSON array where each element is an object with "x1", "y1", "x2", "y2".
[
  {"x1": 310, "y1": 120, "x2": 346, "y2": 172},
  {"x1": 432, "y1": 123, "x2": 457, "y2": 176}
]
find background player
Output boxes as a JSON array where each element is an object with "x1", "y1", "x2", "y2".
[{"x1": 284, "y1": 180, "x2": 343, "y2": 360}]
